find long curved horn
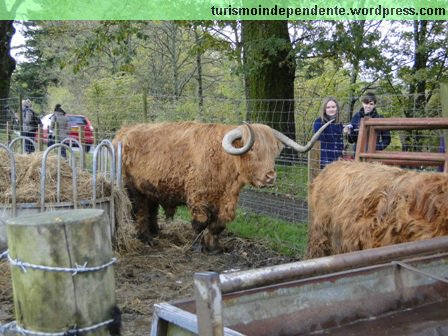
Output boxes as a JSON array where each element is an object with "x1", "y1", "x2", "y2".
[
  {"x1": 272, "y1": 119, "x2": 334, "y2": 152},
  {"x1": 222, "y1": 122, "x2": 256, "y2": 155}
]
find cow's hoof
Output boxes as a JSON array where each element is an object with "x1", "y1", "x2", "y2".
[
  {"x1": 137, "y1": 233, "x2": 154, "y2": 245},
  {"x1": 205, "y1": 246, "x2": 223, "y2": 255}
]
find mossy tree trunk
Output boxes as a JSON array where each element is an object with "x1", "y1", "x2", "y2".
[{"x1": 242, "y1": 21, "x2": 297, "y2": 158}]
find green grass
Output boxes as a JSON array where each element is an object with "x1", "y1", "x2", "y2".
[
  {"x1": 247, "y1": 163, "x2": 309, "y2": 199},
  {"x1": 173, "y1": 206, "x2": 308, "y2": 258}
]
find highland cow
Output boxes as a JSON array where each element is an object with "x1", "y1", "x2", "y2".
[
  {"x1": 307, "y1": 160, "x2": 448, "y2": 258},
  {"x1": 113, "y1": 121, "x2": 332, "y2": 253}
]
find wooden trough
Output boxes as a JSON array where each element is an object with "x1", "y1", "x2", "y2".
[{"x1": 151, "y1": 236, "x2": 448, "y2": 336}]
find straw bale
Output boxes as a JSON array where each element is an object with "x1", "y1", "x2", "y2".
[{"x1": 0, "y1": 151, "x2": 140, "y2": 253}]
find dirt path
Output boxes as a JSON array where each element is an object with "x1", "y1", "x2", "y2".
[{"x1": 0, "y1": 220, "x2": 295, "y2": 335}]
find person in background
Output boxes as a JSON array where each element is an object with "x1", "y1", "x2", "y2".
[
  {"x1": 313, "y1": 97, "x2": 344, "y2": 168},
  {"x1": 22, "y1": 99, "x2": 41, "y2": 154},
  {"x1": 346, "y1": 92, "x2": 391, "y2": 152},
  {"x1": 50, "y1": 104, "x2": 69, "y2": 158}
]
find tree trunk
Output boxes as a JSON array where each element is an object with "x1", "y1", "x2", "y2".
[
  {"x1": 0, "y1": 20, "x2": 16, "y2": 126},
  {"x1": 242, "y1": 21, "x2": 296, "y2": 136},
  {"x1": 242, "y1": 21, "x2": 297, "y2": 161}
]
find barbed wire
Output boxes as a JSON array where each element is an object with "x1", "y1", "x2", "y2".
[
  {"x1": 8, "y1": 254, "x2": 117, "y2": 276},
  {"x1": 0, "y1": 318, "x2": 115, "y2": 336}
]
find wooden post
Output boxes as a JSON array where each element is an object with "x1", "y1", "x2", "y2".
[
  {"x1": 36, "y1": 124, "x2": 43, "y2": 151},
  {"x1": 6, "y1": 209, "x2": 117, "y2": 335},
  {"x1": 307, "y1": 141, "x2": 320, "y2": 225},
  {"x1": 79, "y1": 125, "x2": 86, "y2": 168},
  {"x1": 18, "y1": 95, "x2": 23, "y2": 135},
  {"x1": 6, "y1": 121, "x2": 11, "y2": 144}
]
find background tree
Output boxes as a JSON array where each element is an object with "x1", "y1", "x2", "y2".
[
  {"x1": 0, "y1": 21, "x2": 16, "y2": 102},
  {"x1": 330, "y1": 21, "x2": 390, "y2": 119},
  {"x1": 391, "y1": 21, "x2": 448, "y2": 151},
  {"x1": 242, "y1": 20, "x2": 296, "y2": 140}
]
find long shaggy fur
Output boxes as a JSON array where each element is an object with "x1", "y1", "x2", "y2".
[
  {"x1": 113, "y1": 122, "x2": 283, "y2": 251},
  {"x1": 307, "y1": 161, "x2": 448, "y2": 258}
]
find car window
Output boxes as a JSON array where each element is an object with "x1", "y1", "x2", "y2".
[{"x1": 68, "y1": 116, "x2": 87, "y2": 125}]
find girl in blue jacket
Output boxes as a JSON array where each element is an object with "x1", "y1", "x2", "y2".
[{"x1": 313, "y1": 97, "x2": 344, "y2": 168}]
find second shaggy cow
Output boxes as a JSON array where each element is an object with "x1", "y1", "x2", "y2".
[{"x1": 307, "y1": 160, "x2": 448, "y2": 258}]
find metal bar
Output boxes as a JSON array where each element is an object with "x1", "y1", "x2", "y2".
[
  {"x1": 367, "y1": 123, "x2": 377, "y2": 153},
  {"x1": 392, "y1": 261, "x2": 448, "y2": 284},
  {"x1": 371, "y1": 159, "x2": 444, "y2": 167},
  {"x1": 194, "y1": 272, "x2": 224, "y2": 336},
  {"x1": 61, "y1": 137, "x2": 85, "y2": 169},
  {"x1": 219, "y1": 236, "x2": 448, "y2": 294},
  {"x1": 116, "y1": 142, "x2": 122, "y2": 189},
  {"x1": 363, "y1": 117, "x2": 448, "y2": 129},
  {"x1": 91, "y1": 140, "x2": 116, "y2": 239},
  {"x1": 355, "y1": 118, "x2": 366, "y2": 160},
  {"x1": 358, "y1": 151, "x2": 446, "y2": 162},
  {"x1": 40, "y1": 144, "x2": 76, "y2": 212}
]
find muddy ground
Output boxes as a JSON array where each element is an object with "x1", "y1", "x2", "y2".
[{"x1": 0, "y1": 219, "x2": 295, "y2": 335}]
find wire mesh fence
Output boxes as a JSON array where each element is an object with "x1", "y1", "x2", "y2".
[{"x1": 0, "y1": 93, "x2": 444, "y2": 225}]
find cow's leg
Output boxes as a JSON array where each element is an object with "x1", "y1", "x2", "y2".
[
  {"x1": 134, "y1": 197, "x2": 152, "y2": 243},
  {"x1": 127, "y1": 186, "x2": 158, "y2": 244},
  {"x1": 189, "y1": 206, "x2": 213, "y2": 252},
  {"x1": 204, "y1": 221, "x2": 225, "y2": 254},
  {"x1": 148, "y1": 201, "x2": 160, "y2": 235},
  {"x1": 127, "y1": 187, "x2": 148, "y2": 240}
]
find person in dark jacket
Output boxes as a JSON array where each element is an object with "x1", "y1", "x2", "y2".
[
  {"x1": 313, "y1": 97, "x2": 344, "y2": 168},
  {"x1": 22, "y1": 99, "x2": 41, "y2": 154},
  {"x1": 347, "y1": 92, "x2": 391, "y2": 151}
]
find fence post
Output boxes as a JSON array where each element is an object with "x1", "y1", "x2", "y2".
[
  {"x1": 37, "y1": 124, "x2": 43, "y2": 151},
  {"x1": 307, "y1": 142, "x2": 320, "y2": 225},
  {"x1": 6, "y1": 121, "x2": 11, "y2": 144},
  {"x1": 6, "y1": 209, "x2": 118, "y2": 335},
  {"x1": 194, "y1": 272, "x2": 224, "y2": 336},
  {"x1": 18, "y1": 95, "x2": 22, "y2": 135}
]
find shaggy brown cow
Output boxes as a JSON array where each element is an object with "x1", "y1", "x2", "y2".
[
  {"x1": 114, "y1": 121, "x2": 332, "y2": 253},
  {"x1": 307, "y1": 160, "x2": 448, "y2": 258}
]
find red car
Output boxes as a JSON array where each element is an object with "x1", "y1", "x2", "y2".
[{"x1": 39, "y1": 114, "x2": 95, "y2": 152}]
